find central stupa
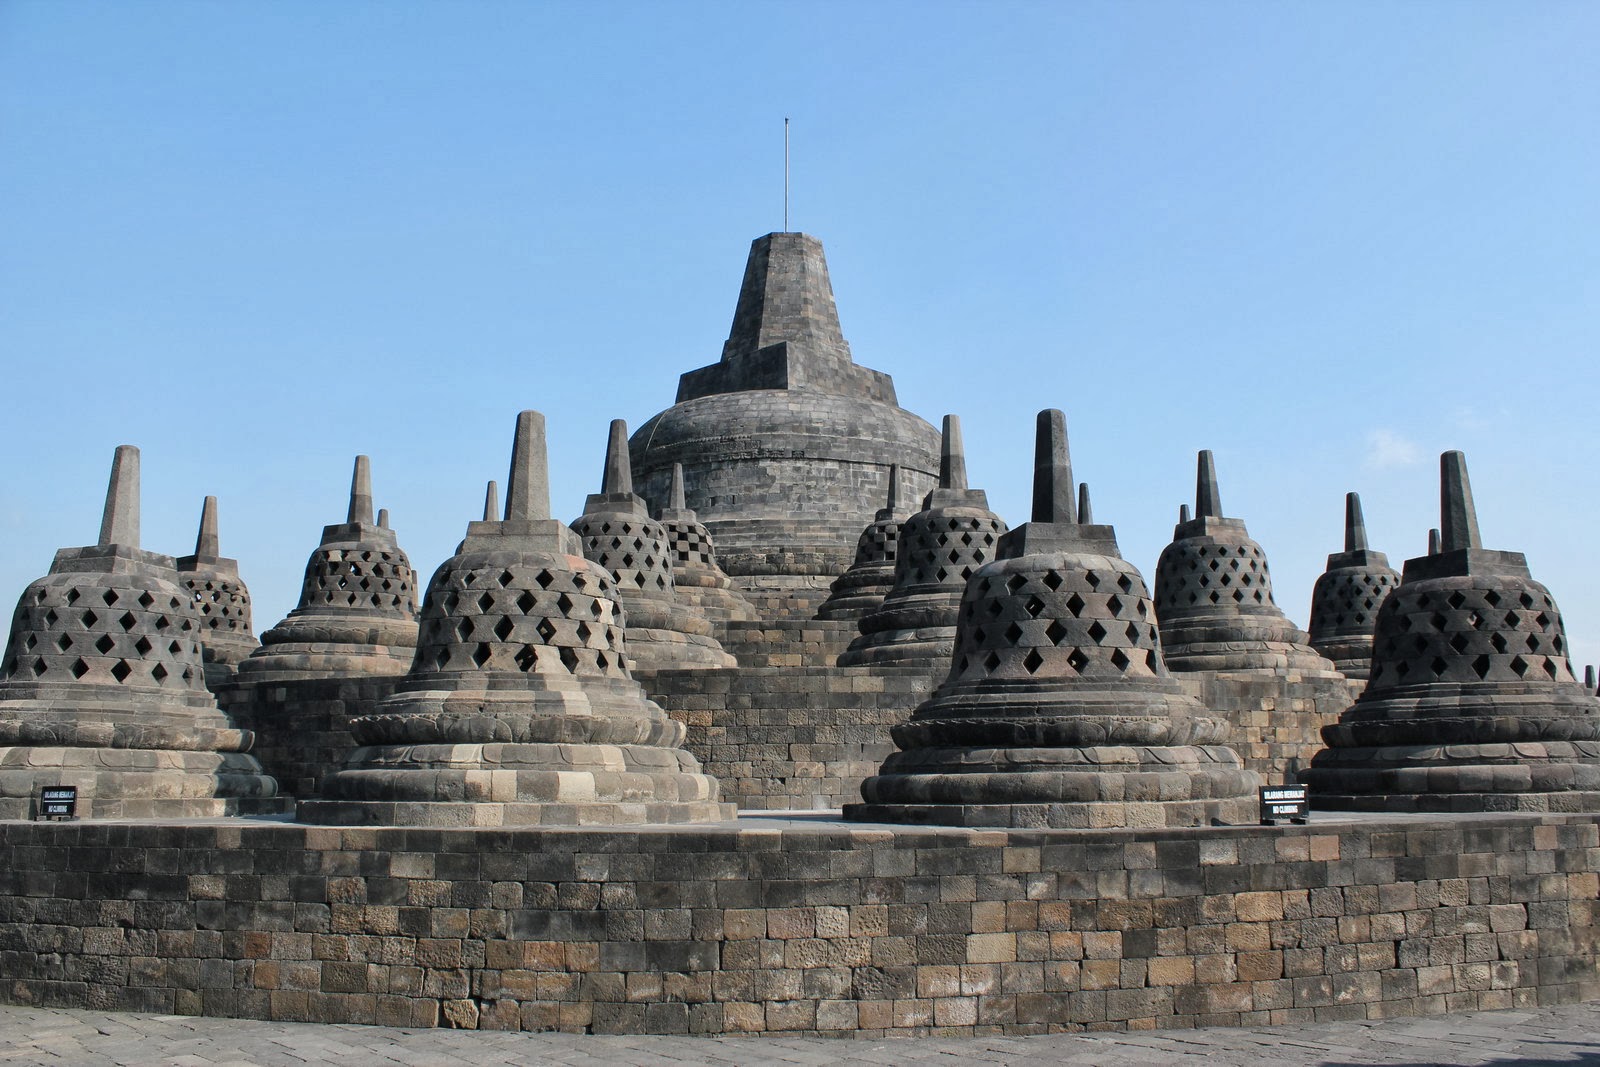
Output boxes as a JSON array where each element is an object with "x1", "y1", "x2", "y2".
[{"x1": 629, "y1": 233, "x2": 940, "y2": 615}]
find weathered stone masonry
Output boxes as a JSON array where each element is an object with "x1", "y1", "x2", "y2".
[{"x1": 0, "y1": 814, "x2": 1594, "y2": 1035}]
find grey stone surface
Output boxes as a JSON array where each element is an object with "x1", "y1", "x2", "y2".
[
  {"x1": 1154, "y1": 452, "x2": 1340, "y2": 676},
  {"x1": 0, "y1": 446, "x2": 279, "y2": 818},
  {"x1": 816, "y1": 464, "x2": 905, "y2": 623},
  {"x1": 1307, "y1": 492, "x2": 1401, "y2": 680},
  {"x1": 652, "y1": 463, "x2": 757, "y2": 625},
  {"x1": 174, "y1": 495, "x2": 259, "y2": 691},
  {"x1": 302, "y1": 411, "x2": 733, "y2": 827},
  {"x1": 629, "y1": 234, "x2": 940, "y2": 611},
  {"x1": 849, "y1": 411, "x2": 1259, "y2": 829},
  {"x1": 572, "y1": 422, "x2": 735, "y2": 670},
  {"x1": 1306, "y1": 451, "x2": 1600, "y2": 812},
  {"x1": 839, "y1": 416, "x2": 1009, "y2": 675},
  {"x1": 2, "y1": 999, "x2": 1599, "y2": 1065}
]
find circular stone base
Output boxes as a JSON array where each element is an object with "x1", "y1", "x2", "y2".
[
  {"x1": 296, "y1": 798, "x2": 735, "y2": 827},
  {"x1": 844, "y1": 795, "x2": 1259, "y2": 829},
  {"x1": 836, "y1": 628, "x2": 956, "y2": 670}
]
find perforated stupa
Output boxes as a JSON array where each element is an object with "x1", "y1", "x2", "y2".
[
  {"x1": 839, "y1": 416, "x2": 1009, "y2": 673},
  {"x1": 175, "y1": 495, "x2": 258, "y2": 689},
  {"x1": 1307, "y1": 492, "x2": 1401, "y2": 678},
  {"x1": 652, "y1": 463, "x2": 756, "y2": 624},
  {"x1": 847, "y1": 411, "x2": 1258, "y2": 828},
  {"x1": 1304, "y1": 452, "x2": 1600, "y2": 812},
  {"x1": 571, "y1": 421, "x2": 735, "y2": 670},
  {"x1": 816, "y1": 464, "x2": 906, "y2": 622},
  {"x1": 1153, "y1": 451, "x2": 1337, "y2": 674},
  {"x1": 0, "y1": 447, "x2": 279, "y2": 818},
  {"x1": 302, "y1": 412, "x2": 731, "y2": 827},
  {"x1": 237, "y1": 456, "x2": 418, "y2": 682}
]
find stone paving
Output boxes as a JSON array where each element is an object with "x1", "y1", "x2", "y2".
[{"x1": 2, "y1": 1000, "x2": 1599, "y2": 1066}]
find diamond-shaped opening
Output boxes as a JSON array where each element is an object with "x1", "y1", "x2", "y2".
[
  {"x1": 935, "y1": 568, "x2": 949, "y2": 582},
  {"x1": 575, "y1": 621, "x2": 593, "y2": 643},
  {"x1": 151, "y1": 663, "x2": 168, "y2": 683},
  {"x1": 1519, "y1": 592, "x2": 1535, "y2": 609},
  {"x1": 1084, "y1": 571, "x2": 1101, "y2": 590},
  {"x1": 1117, "y1": 574, "x2": 1133, "y2": 593},
  {"x1": 986, "y1": 599, "x2": 1004, "y2": 618},
  {"x1": 493, "y1": 617, "x2": 514, "y2": 641},
  {"x1": 455, "y1": 618, "x2": 475, "y2": 641},
  {"x1": 1232, "y1": 590, "x2": 1247, "y2": 602},
  {"x1": 1024, "y1": 595, "x2": 1045, "y2": 618},
  {"x1": 535, "y1": 570, "x2": 555, "y2": 589},
  {"x1": 1504, "y1": 611, "x2": 1521, "y2": 628},
  {"x1": 1065, "y1": 593, "x2": 1086, "y2": 617},
  {"x1": 1111, "y1": 648, "x2": 1131, "y2": 672},
  {"x1": 80, "y1": 610, "x2": 98, "y2": 627},
  {"x1": 982, "y1": 651, "x2": 1001, "y2": 672},
  {"x1": 1510, "y1": 655, "x2": 1530, "y2": 678},
  {"x1": 514, "y1": 645, "x2": 538, "y2": 671},
  {"x1": 168, "y1": 641, "x2": 182, "y2": 655},
  {"x1": 472, "y1": 643, "x2": 492, "y2": 668},
  {"x1": 1467, "y1": 612, "x2": 1484, "y2": 631},
  {"x1": 1087, "y1": 620, "x2": 1108, "y2": 643},
  {"x1": 1527, "y1": 634, "x2": 1541, "y2": 652},
  {"x1": 1447, "y1": 591, "x2": 1466, "y2": 610},
  {"x1": 1105, "y1": 595, "x2": 1123, "y2": 616},
  {"x1": 476, "y1": 592, "x2": 495, "y2": 613},
  {"x1": 537, "y1": 619, "x2": 558, "y2": 642},
  {"x1": 110, "y1": 659, "x2": 132, "y2": 683},
  {"x1": 1395, "y1": 661, "x2": 1411, "y2": 678},
  {"x1": 1448, "y1": 633, "x2": 1469, "y2": 654},
  {"x1": 1066, "y1": 648, "x2": 1090, "y2": 673},
  {"x1": 1471, "y1": 654, "x2": 1491, "y2": 680},
  {"x1": 1491, "y1": 633, "x2": 1508, "y2": 653},
  {"x1": 102, "y1": 589, "x2": 119, "y2": 606},
  {"x1": 1042, "y1": 571, "x2": 1063, "y2": 591},
  {"x1": 63, "y1": 589, "x2": 79, "y2": 605},
  {"x1": 1005, "y1": 573, "x2": 1027, "y2": 594},
  {"x1": 1209, "y1": 591, "x2": 1222, "y2": 603},
  {"x1": 133, "y1": 635, "x2": 153, "y2": 655},
  {"x1": 517, "y1": 591, "x2": 538, "y2": 614},
  {"x1": 1535, "y1": 612, "x2": 1550, "y2": 629},
  {"x1": 558, "y1": 646, "x2": 580, "y2": 673},
  {"x1": 1543, "y1": 658, "x2": 1560, "y2": 679},
  {"x1": 1003, "y1": 622, "x2": 1024, "y2": 644},
  {"x1": 462, "y1": 572, "x2": 477, "y2": 587},
  {"x1": 1126, "y1": 622, "x2": 1141, "y2": 643},
  {"x1": 1045, "y1": 620, "x2": 1068, "y2": 645},
  {"x1": 94, "y1": 634, "x2": 115, "y2": 654},
  {"x1": 1428, "y1": 613, "x2": 1446, "y2": 632},
  {"x1": 1430, "y1": 657, "x2": 1448, "y2": 677},
  {"x1": 1022, "y1": 648, "x2": 1044, "y2": 674},
  {"x1": 55, "y1": 634, "x2": 72, "y2": 652},
  {"x1": 137, "y1": 591, "x2": 154, "y2": 608},
  {"x1": 557, "y1": 592, "x2": 575, "y2": 615}
]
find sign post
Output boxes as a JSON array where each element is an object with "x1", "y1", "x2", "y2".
[
  {"x1": 1258, "y1": 784, "x2": 1308, "y2": 825},
  {"x1": 36, "y1": 786, "x2": 77, "y2": 821}
]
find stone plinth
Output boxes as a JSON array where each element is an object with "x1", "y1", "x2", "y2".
[
  {"x1": 630, "y1": 233, "x2": 940, "y2": 615},
  {"x1": 1306, "y1": 452, "x2": 1600, "y2": 812},
  {"x1": 0, "y1": 447, "x2": 279, "y2": 818}
]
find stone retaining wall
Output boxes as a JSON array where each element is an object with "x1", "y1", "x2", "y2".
[{"x1": 0, "y1": 814, "x2": 1595, "y2": 1036}]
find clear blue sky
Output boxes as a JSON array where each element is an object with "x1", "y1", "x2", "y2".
[{"x1": 3, "y1": 2, "x2": 1597, "y2": 672}]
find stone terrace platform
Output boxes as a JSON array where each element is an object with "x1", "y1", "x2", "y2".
[{"x1": 0, "y1": 810, "x2": 1595, "y2": 1038}]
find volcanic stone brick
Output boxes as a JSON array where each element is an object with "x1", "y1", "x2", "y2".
[
  {"x1": 1305, "y1": 451, "x2": 1600, "y2": 813},
  {"x1": 848, "y1": 411, "x2": 1259, "y2": 829},
  {"x1": 650, "y1": 463, "x2": 757, "y2": 625},
  {"x1": 628, "y1": 233, "x2": 940, "y2": 616},
  {"x1": 571, "y1": 421, "x2": 735, "y2": 670},
  {"x1": 839, "y1": 416, "x2": 1009, "y2": 676},
  {"x1": 237, "y1": 456, "x2": 419, "y2": 682},
  {"x1": 174, "y1": 496, "x2": 259, "y2": 690},
  {"x1": 0, "y1": 446, "x2": 280, "y2": 818},
  {"x1": 816, "y1": 464, "x2": 906, "y2": 623},
  {"x1": 1154, "y1": 451, "x2": 1340, "y2": 675},
  {"x1": 1308, "y1": 493, "x2": 1402, "y2": 679},
  {"x1": 301, "y1": 411, "x2": 733, "y2": 827}
]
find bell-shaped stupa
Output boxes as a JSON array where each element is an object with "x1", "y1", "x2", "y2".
[
  {"x1": 652, "y1": 463, "x2": 757, "y2": 624},
  {"x1": 628, "y1": 233, "x2": 941, "y2": 617},
  {"x1": 237, "y1": 456, "x2": 418, "y2": 682},
  {"x1": 838, "y1": 416, "x2": 1009, "y2": 672},
  {"x1": 175, "y1": 495, "x2": 259, "y2": 689},
  {"x1": 1305, "y1": 452, "x2": 1600, "y2": 812},
  {"x1": 0, "y1": 446, "x2": 279, "y2": 818},
  {"x1": 571, "y1": 421, "x2": 736, "y2": 670},
  {"x1": 1153, "y1": 451, "x2": 1335, "y2": 673},
  {"x1": 816, "y1": 464, "x2": 906, "y2": 622},
  {"x1": 847, "y1": 411, "x2": 1258, "y2": 828},
  {"x1": 1307, "y1": 493, "x2": 1401, "y2": 679},
  {"x1": 301, "y1": 412, "x2": 732, "y2": 826}
]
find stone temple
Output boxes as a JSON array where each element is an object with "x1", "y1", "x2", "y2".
[{"x1": 1, "y1": 230, "x2": 1599, "y2": 1039}]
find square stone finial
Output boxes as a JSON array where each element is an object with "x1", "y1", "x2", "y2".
[
  {"x1": 1031, "y1": 409, "x2": 1075, "y2": 525},
  {"x1": 1077, "y1": 482, "x2": 1093, "y2": 525},
  {"x1": 1195, "y1": 449, "x2": 1223, "y2": 519},
  {"x1": 583, "y1": 418, "x2": 647, "y2": 518},
  {"x1": 505, "y1": 410, "x2": 552, "y2": 523},
  {"x1": 483, "y1": 480, "x2": 500, "y2": 522},
  {"x1": 1344, "y1": 491, "x2": 1369, "y2": 552},
  {"x1": 347, "y1": 455, "x2": 374, "y2": 525},
  {"x1": 668, "y1": 462, "x2": 687, "y2": 511},
  {"x1": 939, "y1": 414, "x2": 968, "y2": 491},
  {"x1": 1439, "y1": 450, "x2": 1481, "y2": 553},
  {"x1": 194, "y1": 495, "x2": 220, "y2": 558},
  {"x1": 97, "y1": 444, "x2": 140, "y2": 549}
]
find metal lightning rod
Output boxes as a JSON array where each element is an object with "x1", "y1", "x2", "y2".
[{"x1": 784, "y1": 117, "x2": 790, "y2": 232}]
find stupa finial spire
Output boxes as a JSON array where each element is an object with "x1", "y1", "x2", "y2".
[
  {"x1": 601, "y1": 419, "x2": 633, "y2": 496},
  {"x1": 378, "y1": 508, "x2": 390, "y2": 530},
  {"x1": 347, "y1": 455, "x2": 374, "y2": 525},
  {"x1": 194, "y1": 496, "x2": 220, "y2": 557},
  {"x1": 1195, "y1": 450, "x2": 1222, "y2": 519},
  {"x1": 1179, "y1": 503, "x2": 1191, "y2": 524},
  {"x1": 1440, "y1": 451, "x2": 1481, "y2": 553},
  {"x1": 939, "y1": 415, "x2": 968, "y2": 491},
  {"x1": 1077, "y1": 483, "x2": 1094, "y2": 525},
  {"x1": 668, "y1": 463, "x2": 687, "y2": 511},
  {"x1": 483, "y1": 480, "x2": 500, "y2": 522},
  {"x1": 1428, "y1": 528, "x2": 1442, "y2": 555},
  {"x1": 1031, "y1": 409, "x2": 1075, "y2": 524},
  {"x1": 504, "y1": 411, "x2": 551, "y2": 522},
  {"x1": 97, "y1": 445, "x2": 140, "y2": 548},
  {"x1": 885, "y1": 464, "x2": 900, "y2": 511},
  {"x1": 1344, "y1": 492, "x2": 1369, "y2": 552}
]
